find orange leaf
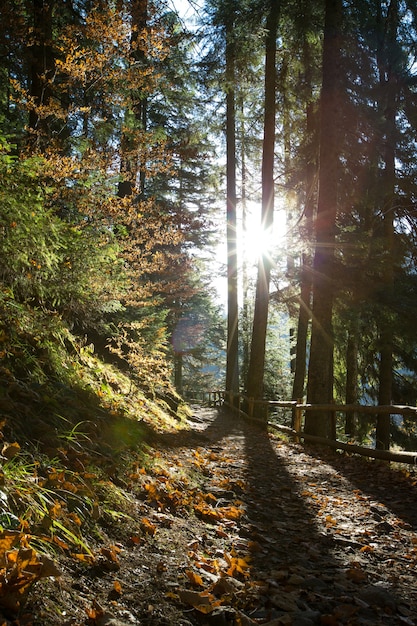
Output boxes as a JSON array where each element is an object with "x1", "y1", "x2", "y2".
[
  {"x1": 360, "y1": 545, "x2": 374, "y2": 553},
  {"x1": 73, "y1": 553, "x2": 95, "y2": 564},
  {"x1": 101, "y1": 546, "x2": 120, "y2": 563},
  {"x1": 48, "y1": 502, "x2": 62, "y2": 520},
  {"x1": 130, "y1": 535, "x2": 142, "y2": 545},
  {"x1": 185, "y1": 569, "x2": 204, "y2": 587},
  {"x1": 0, "y1": 530, "x2": 21, "y2": 554},
  {"x1": 141, "y1": 517, "x2": 157, "y2": 536},
  {"x1": 178, "y1": 589, "x2": 221, "y2": 614},
  {"x1": 52, "y1": 537, "x2": 70, "y2": 551},
  {"x1": 222, "y1": 506, "x2": 244, "y2": 520},
  {"x1": 68, "y1": 512, "x2": 82, "y2": 527},
  {"x1": 85, "y1": 599, "x2": 105, "y2": 620}
]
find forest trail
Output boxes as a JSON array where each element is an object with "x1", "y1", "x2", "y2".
[{"x1": 29, "y1": 406, "x2": 417, "y2": 626}]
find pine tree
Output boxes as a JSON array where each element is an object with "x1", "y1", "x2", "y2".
[
  {"x1": 246, "y1": 0, "x2": 280, "y2": 407},
  {"x1": 305, "y1": 0, "x2": 343, "y2": 438}
]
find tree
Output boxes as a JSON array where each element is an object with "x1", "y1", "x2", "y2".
[
  {"x1": 288, "y1": 1, "x2": 321, "y2": 404},
  {"x1": 305, "y1": 0, "x2": 342, "y2": 438},
  {"x1": 246, "y1": 0, "x2": 280, "y2": 407},
  {"x1": 375, "y1": 0, "x2": 398, "y2": 449},
  {"x1": 225, "y1": 1, "x2": 239, "y2": 396}
]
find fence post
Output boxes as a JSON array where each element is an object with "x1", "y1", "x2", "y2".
[{"x1": 293, "y1": 399, "x2": 303, "y2": 443}]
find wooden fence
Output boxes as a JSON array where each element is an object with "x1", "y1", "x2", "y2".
[{"x1": 201, "y1": 390, "x2": 417, "y2": 465}]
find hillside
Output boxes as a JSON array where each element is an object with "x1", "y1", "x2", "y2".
[{"x1": 1, "y1": 332, "x2": 417, "y2": 626}]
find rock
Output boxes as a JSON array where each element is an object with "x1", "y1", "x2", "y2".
[
  {"x1": 357, "y1": 584, "x2": 397, "y2": 611},
  {"x1": 271, "y1": 591, "x2": 300, "y2": 611},
  {"x1": 293, "y1": 613, "x2": 320, "y2": 626}
]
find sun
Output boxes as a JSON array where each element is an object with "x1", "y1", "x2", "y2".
[{"x1": 239, "y1": 202, "x2": 287, "y2": 266}]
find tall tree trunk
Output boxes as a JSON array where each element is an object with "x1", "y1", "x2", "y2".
[
  {"x1": 225, "y1": 7, "x2": 239, "y2": 396},
  {"x1": 291, "y1": 35, "x2": 316, "y2": 404},
  {"x1": 28, "y1": 0, "x2": 55, "y2": 146},
  {"x1": 174, "y1": 353, "x2": 183, "y2": 395},
  {"x1": 345, "y1": 317, "x2": 359, "y2": 435},
  {"x1": 305, "y1": 0, "x2": 342, "y2": 438},
  {"x1": 118, "y1": 0, "x2": 148, "y2": 199},
  {"x1": 240, "y1": 99, "x2": 250, "y2": 389},
  {"x1": 246, "y1": 0, "x2": 279, "y2": 406},
  {"x1": 292, "y1": 252, "x2": 312, "y2": 403},
  {"x1": 376, "y1": 0, "x2": 397, "y2": 450}
]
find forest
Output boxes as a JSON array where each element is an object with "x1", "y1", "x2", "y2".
[{"x1": 1, "y1": 0, "x2": 417, "y2": 623}]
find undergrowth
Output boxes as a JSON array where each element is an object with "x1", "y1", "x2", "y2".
[{"x1": 0, "y1": 297, "x2": 190, "y2": 618}]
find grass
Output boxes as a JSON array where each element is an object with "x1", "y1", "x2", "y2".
[{"x1": 0, "y1": 304, "x2": 190, "y2": 615}]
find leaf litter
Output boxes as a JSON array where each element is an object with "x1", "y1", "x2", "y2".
[{"x1": 5, "y1": 406, "x2": 417, "y2": 625}]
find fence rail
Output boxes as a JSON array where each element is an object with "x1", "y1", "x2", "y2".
[{"x1": 198, "y1": 390, "x2": 417, "y2": 465}]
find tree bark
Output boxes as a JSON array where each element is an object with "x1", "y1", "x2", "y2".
[
  {"x1": 246, "y1": 0, "x2": 279, "y2": 405},
  {"x1": 174, "y1": 353, "x2": 183, "y2": 395},
  {"x1": 345, "y1": 318, "x2": 359, "y2": 435},
  {"x1": 240, "y1": 98, "x2": 250, "y2": 389},
  {"x1": 305, "y1": 0, "x2": 342, "y2": 438},
  {"x1": 225, "y1": 6, "x2": 239, "y2": 395},
  {"x1": 375, "y1": 0, "x2": 397, "y2": 450},
  {"x1": 292, "y1": 253, "x2": 312, "y2": 403},
  {"x1": 291, "y1": 34, "x2": 316, "y2": 404},
  {"x1": 118, "y1": 0, "x2": 148, "y2": 199},
  {"x1": 28, "y1": 0, "x2": 55, "y2": 145}
]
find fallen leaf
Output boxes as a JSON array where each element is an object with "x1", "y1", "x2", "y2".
[
  {"x1": 39, "y1": 554, "x2": 62, "y2": 579},
  {"x1": 85, "y1": 599, "x2": 105, "y2": 620},
  {"x1": 1, "y1": 442, "x2": 20, "y2": 459},
  {"x1": 141, "y1": 517, "x2": 157, "y2": 536},
  {"x1": 113, "y1": 580, "x2": 122, "y2": 595},
  {"x1": 185, "y1": 569, "x2": 205, "y2": 587},
  {"x1": 360, "y1": 545, "x2": 374, "y2": 553},
  {"x1": 72, "y1": 553, "x2": 95, "y2": 564},
  {"x1": 346, "y1": 568, "x2": 368, "y2": 583},
  {"x1": 178, "y1": 589, "x2": 221, "y2": 614},
  {"x1": 101, "y1": 546, "x2": 120, "y2": 563}
]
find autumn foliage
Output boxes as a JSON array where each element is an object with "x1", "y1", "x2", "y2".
[{"x1": 0, "y1": 0, "x2": 214, "y2": 394}]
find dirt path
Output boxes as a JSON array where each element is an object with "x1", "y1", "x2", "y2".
[{"x1": 28, "y1": 406, "x2": 417, "y2": 625}]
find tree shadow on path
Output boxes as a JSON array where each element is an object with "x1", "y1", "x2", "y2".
[
  {"x1": 306, "y1": 442, "x2": 417, "y2": 529},
  {"x1": 154, "y1": 406, "x2": 409, "y2": 623}
]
